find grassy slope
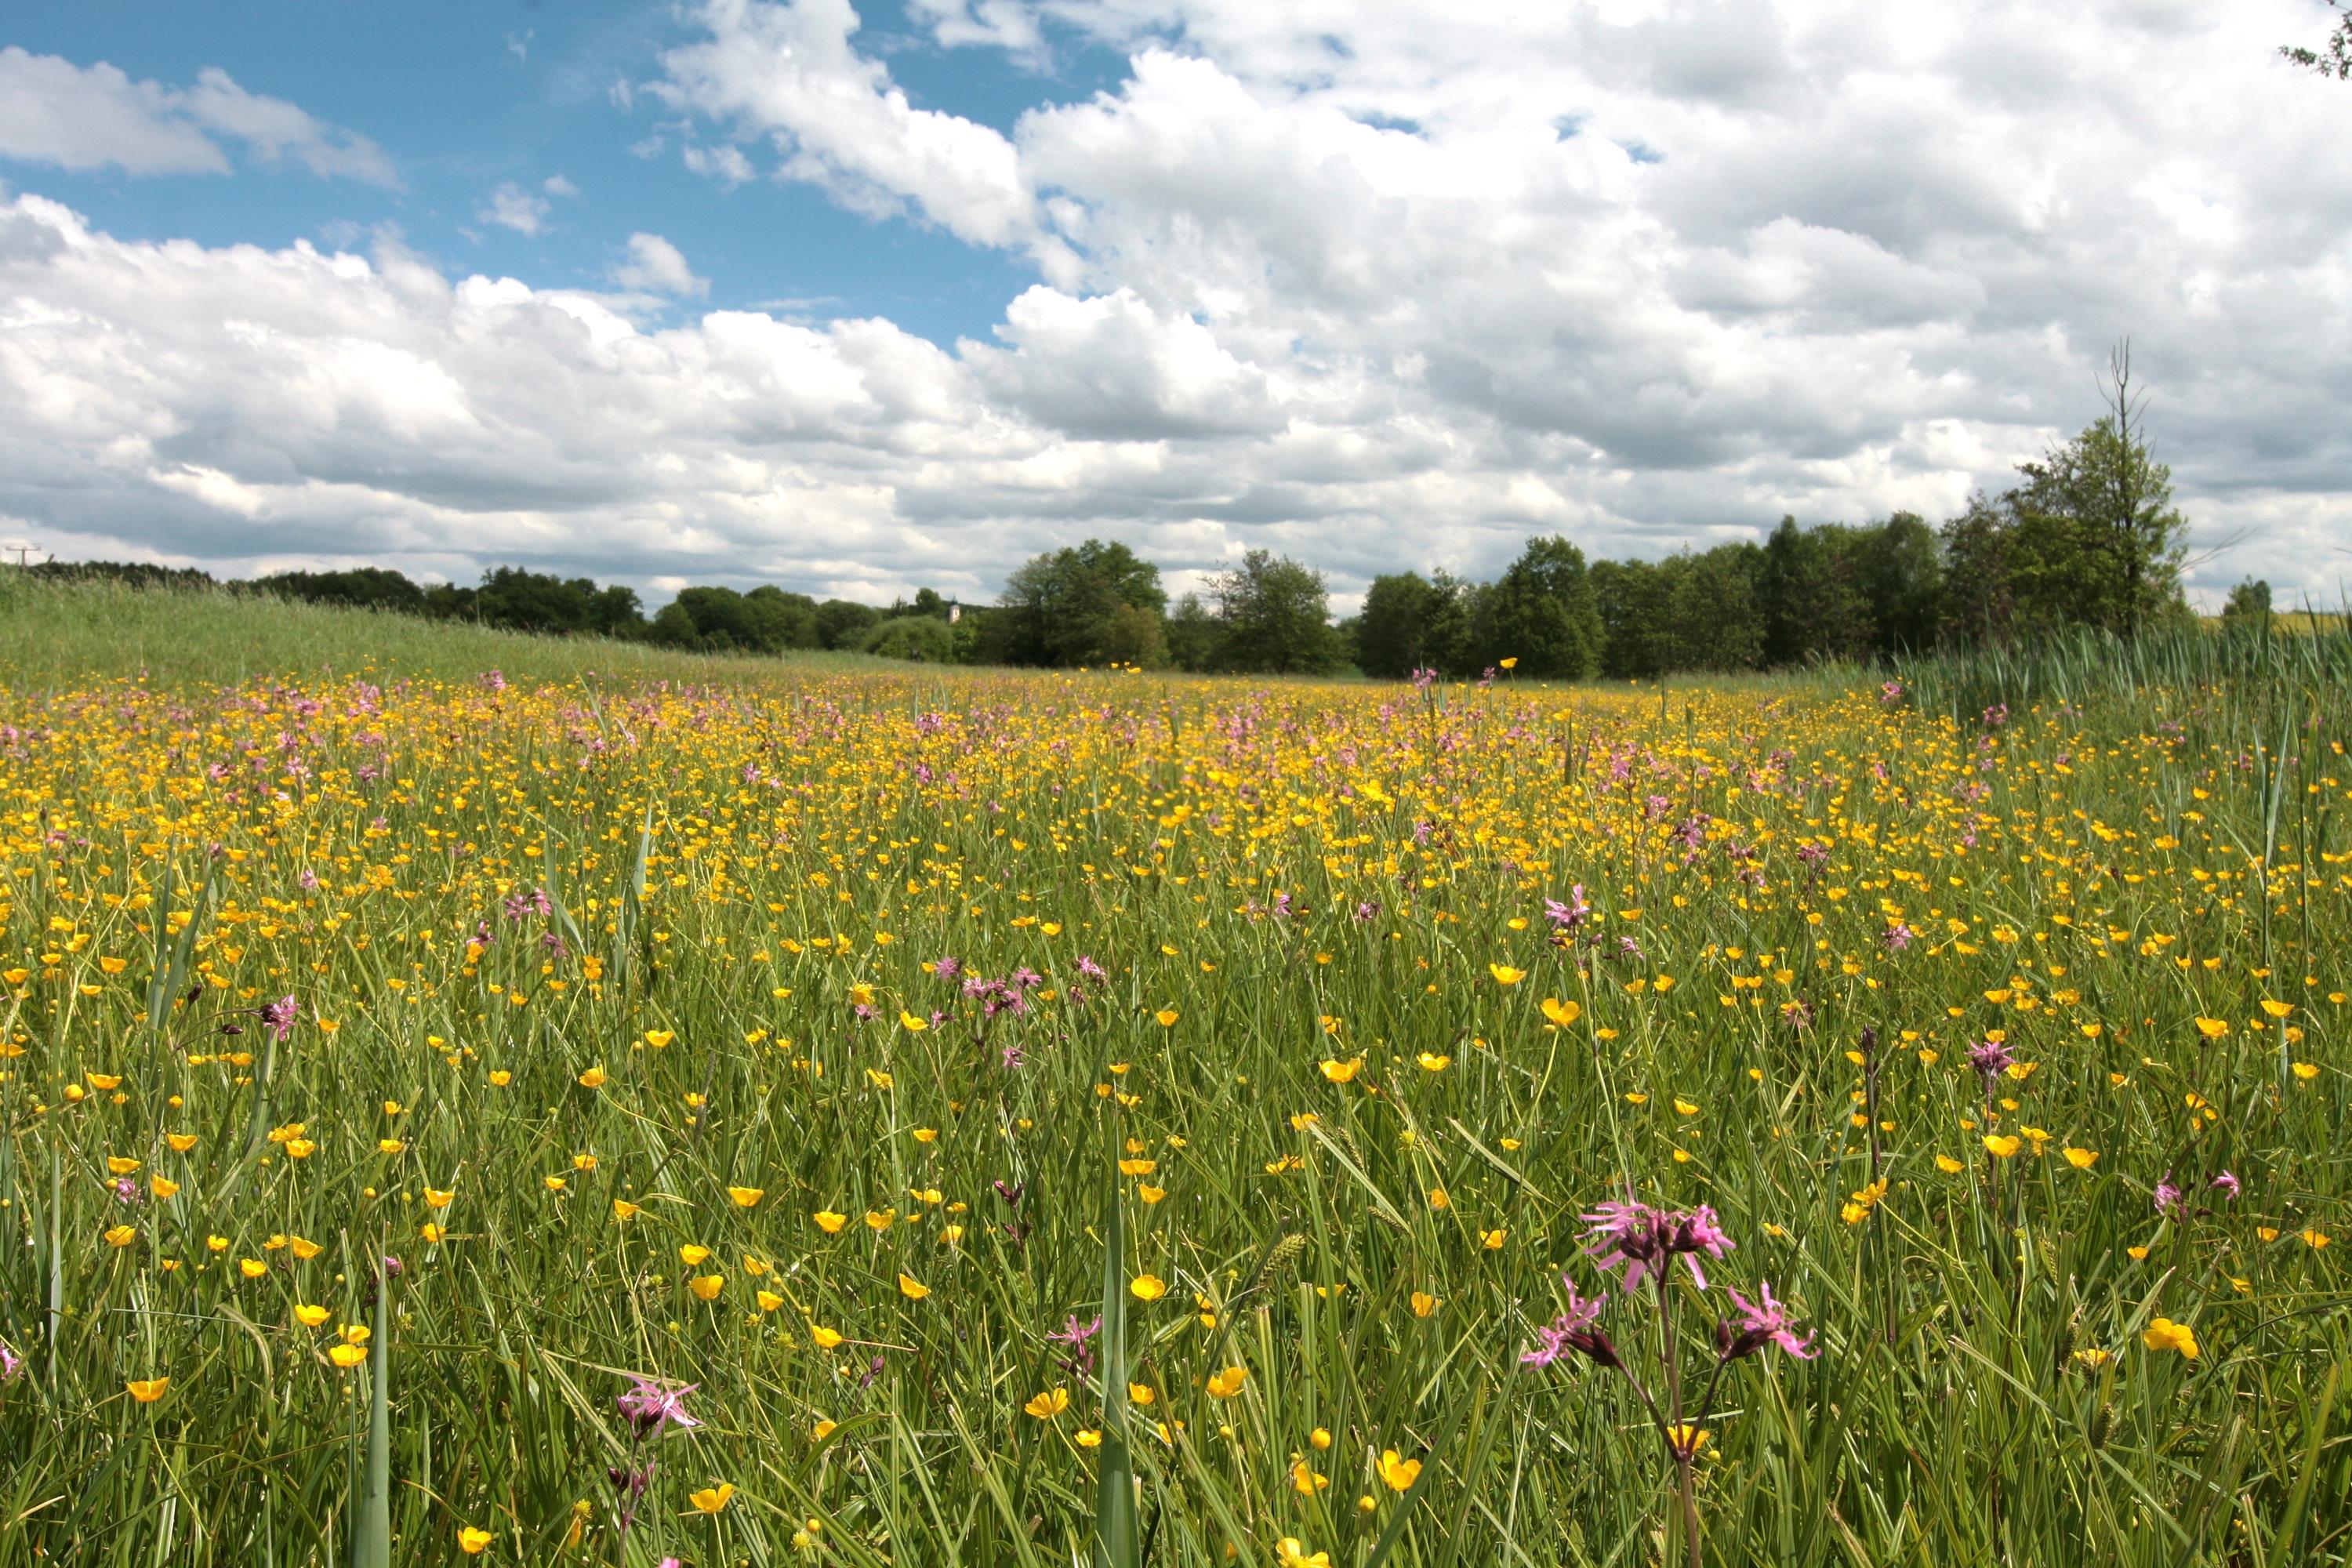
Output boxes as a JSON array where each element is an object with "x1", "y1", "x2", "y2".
[{"x1": 0, "y1": 574, "x2": 889, "y2": 690}]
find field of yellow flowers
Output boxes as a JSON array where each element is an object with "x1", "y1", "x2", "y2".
[{"x1": 2, "y1": 654, "x2": 2347, "y2": 1566}]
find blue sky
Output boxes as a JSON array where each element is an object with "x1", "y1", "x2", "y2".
[
  {"x1": 0, "y1": 0, "x2": 1123, "y2": 345},
  {"x1": 1, "y1": 0, "x2": 2347, "y2": 608}
]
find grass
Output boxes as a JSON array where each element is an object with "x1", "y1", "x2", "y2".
[
  {"x1": 0, "y1": 572, "x2": 885, "y2": 691},
  {"x1": 0, "y1": 590, "x2": 2349, "y2": 1566}
]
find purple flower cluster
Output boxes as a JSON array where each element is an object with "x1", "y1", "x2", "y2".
[
  {"x1": 503, "y1": 886, "x2": 553, "y2": 922},
  {"x1": 1581, "y1": 1200, "x2": 1735, "y2": 1291},
  {"x1": 1521, "y1": 1283, "x2": 1616, "y2": 1370},
  {"x1": 962, "y1": 967, "x2": 1043, "y2": 1018},
  {"x1": 1719, "y1": 1281, "x2": 1817, "y2": 1360},
  {"x1": 1048, "y1": 1313, "x2": 1102, "y2": 1377},
  {"x1": 1966, "y1": 1039, "x2": 2015, "y2": 1080},
  {"x1": 1544, "y1": 884, "x2": 1592, "y2": 935},
  {"x1": 259, "y1": 994, "x2": 300, "y2": 1044},
  {"x1": 616, "y1": 1376, "x2": 702, "y2": 1439}
]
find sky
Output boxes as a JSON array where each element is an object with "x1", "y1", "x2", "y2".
[{"x1": 1, "y1": 0, "x2": 2348, "y2": 613}]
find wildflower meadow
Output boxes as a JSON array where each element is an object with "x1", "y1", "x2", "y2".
[{"x1": 3, "y1": 608, "x2": 2349, "y2": 1566}]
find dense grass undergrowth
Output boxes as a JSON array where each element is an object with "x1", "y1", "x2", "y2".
[{"x1": 2, "y1": 580, "x2": 2350, "y2": 1566}]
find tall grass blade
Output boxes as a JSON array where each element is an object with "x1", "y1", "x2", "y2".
[
  {"x1": 1092, "y1": 1109, "x2": 1139, "y2": 1568},
  {"x1": 350, "y1": 1255, "x2": 392, "y2": 1568}
]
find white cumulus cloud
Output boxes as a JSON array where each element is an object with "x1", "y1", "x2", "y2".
[
  {"x1": 0, "y1": 46, "x2": 395, "y2": 183},
  {"x1": 652, "y1": 0, "x2": 1037, "y2": 247},
  {"x1": 610, "y1": 232, "x2": 710, "y2": 297}
]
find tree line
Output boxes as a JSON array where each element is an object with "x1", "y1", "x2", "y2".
[{"x1": 23, "y1": 352, "x2": 2273, "y2": 677}]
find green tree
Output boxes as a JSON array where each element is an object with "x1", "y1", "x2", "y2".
[
  {"x1": 2282, "y1": 0, "x2": 2351, "y2": 78},
  {"x1": 743, "y1": 586, "x2": 820, "y2": 650},
  {"x1": 1666, "y1": 543, "x2": 1766, "y2": 673},
  {"x1": 1211, "y1": 550, "x2": 1344, "y2": 675},
  {"x1": 1937, "y1": 490, "x2": 2020, "y2": 644},
  {"x1": 993, "y1": 539, "x2": 1169, "y2": 667},
  {"x1": 1355, "y1": 570, "x2": 1473, "y2": 678},
  {"x1": 255, "y1": 567, "x2": 426, "y2": 615},
  {"x1": 1759, "y1": 518, "x2": 1871, "y2": 667},
  {"x1": 1164, "y1": 593, "x2": 1222, "y2": 672},
  {"x1": 2011, "y1": 343, "x2": 2190, "y2": 637},
  {"x1": 1592, "y1": 558, "x2": 1671, "y2": 679},
  {"x1": 1935, "y1": 347, "x2": 2190, "y2": 645},
  {"x1": 2221, "y1": 578, "x2": 2274, "y2": 632},
  {"x1": 1472, "y1": 537, "x2": 1603, "y2": 678},
  {"x1": 589, "y1": 583, "x2": 647, "y2": 637},
  {"x1": 860, "y1": 615, "x2": 957, "y2": 662},
  {"x1": 421, "y1": 582, "x2": 477, "y2": 620},
  {"x1": 814, "y1": 599, "x2": 882, "y2": 650},
  {"x1": 1857, "y1": 512, "x2": 1944, "y2": 655}
]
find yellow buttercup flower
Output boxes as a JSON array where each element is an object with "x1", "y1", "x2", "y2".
[
  {"x1": 1205, "y1": 1365, "x2": 1248, "y2": 1399},
  {"x1": 1983, "y1": 1134, "x2": 2023, "y2": 1160},
  {"x1": 458, "y1": 1525, "x2": 493, "y2": 1555},
  {"x1": 1022, "y1": 1387, "x2": 1070, "y2": 1419},
  {"x1": 728, "y1": 1185, "x2": 764, "y2": 1207},
  {"x1": 1377, "y1": 1449, "x2": 1421, "y2": 1491},
  {"x1": 125, "y1": 1377, "x2": 170, "y2": 1404},
  {"x1": 1488, "y1": 964, "x2": 1526, "y2": 985},
  {"x1": 898, "y1": 1272, "x2": 931, "y2": 1300},
  {"x1": 1129, "y1": 1272, "x2": 1167, "y2": 1301},
  {"x1": 2143, "y1": 1317, "x2": 2200, "y2": 1359},
  {"x1": 689, "y1": 1483, "x2": 735, "y2": 1514},
  {"x1": 1541, "y1": 996, "x2": 1581, "y2": 1027}
]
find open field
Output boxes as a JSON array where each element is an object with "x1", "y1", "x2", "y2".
[{"x1": 2, "y1": 597, "x2": 2350, "y2": 1566}]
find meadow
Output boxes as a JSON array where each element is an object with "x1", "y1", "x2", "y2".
[{"x1": 2, "y1": 581, "x2": 2349, "y2": 1566}]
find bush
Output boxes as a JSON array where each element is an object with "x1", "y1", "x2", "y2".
[{"x1": 859, "y1": 615, "x2": 956, "y2": 662}]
